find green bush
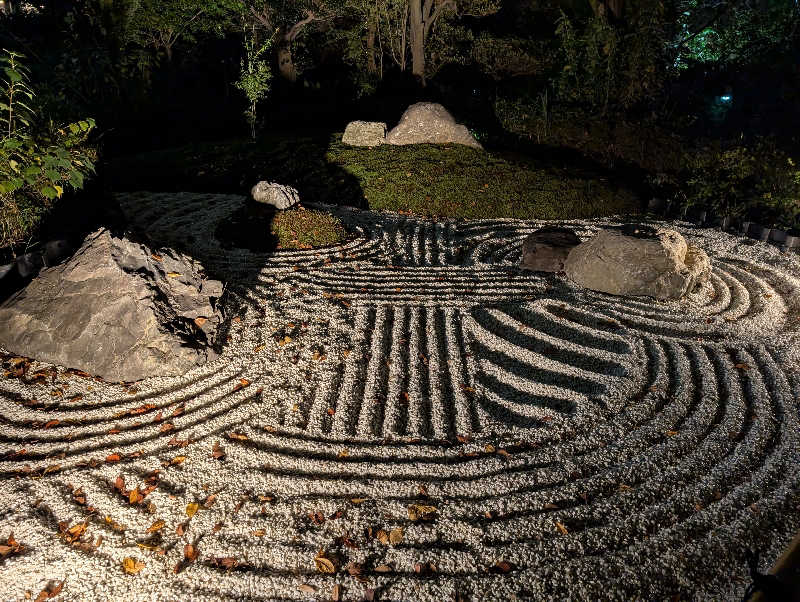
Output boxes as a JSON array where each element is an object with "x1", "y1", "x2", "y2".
[
  {"x1": 0, "y1": 50, "x2": 96, "y2": 251},
  {"x1": 682, "y1": 139, "x2": 800, "y2": 227}
]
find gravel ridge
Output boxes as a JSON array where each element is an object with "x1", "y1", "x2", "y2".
[{"x1": 0, "y1": 192, "x2": 798, "y2": 601}]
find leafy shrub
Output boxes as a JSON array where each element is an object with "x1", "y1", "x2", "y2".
[
  {"x1": 554, "y1": 6, "x2": 669, "y2": 114},
  {"x1": 682, "y1": 139, "x2": 800, "y2": 226},
  {"x1": 0, "y1": 50, "x2": 96, "y2": 251}
]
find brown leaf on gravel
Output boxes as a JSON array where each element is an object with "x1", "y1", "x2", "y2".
[
  {"x1": 297, "y1": 584, "x2": 316, "y2": 594},
  {"x1": 734, "y1": 363, "x2": 751, "y2": 371},
  {"x1": 407, "y1": 504, "x2": 437, "y2": 522},
  {"x1": 0, "y1": 533, "x2": 24, "y2": 558},
  {"x1": 203, "y1": 494, "x2": 217, "y2": 509},
  {"x1": 332, "y1": 584, "x2": 343, "y2": 601},
  {"x1": 176, "y1": 522, "x2": 187, "y2": 536},
  {"x1": 34, "y1": 580, "x2": 63, "y2": 601},
  {"x1": 376, "y1": 529, "x2": 389, "y2": 545},
  {"x1": 309, "y1": 511, "x2": 325, "y2": 526},
  {"x1": 490, "y1": 560, "x2": 515, "y2": 574},
  {"x1": 414, "y1": 561, "x2": 437, "y2": 576},
  {"x1": 374, "y1": 564, "x2": 392, "y2": 573},
  {"x1": 128, "y1": 488, "x2": 144, "y2": 505},
  {"x1": 389, "y1": 528, "x2": 404, "y2": 545},
  {"x1": 184, "y1": 543, "x2": 198, "y2": 562},
  {"x1": 122, "y1": 557, "x2": 145, "y2": 575},
  {"x1": 167, "y1": 436, "x2": 189, "y2": 447},
  {"x1": 211, "y1": 441, "x2": 226, "y2": 460},
  {"x1": 212, "y1": 522, "x2": 223, "y2": 533},
  {"x1": 186, "y1": 503, "x2": 199, "y2": 518},
  {"x1": 210, "y1": 556, "x2": 238, "y2": 571},
  {"x1": 105, "y1": 453, "x2": 122, "y2": 463},
  {"x1": 315, "y1": 549, "x2": 337, "y2": 573},
  {"x1": 170, "y1": 455, "x2": 187, "y2": 466},
  {"x1": 146, "y1": 520, "x2": 165, "y2": 534},
  {"x1": 456, "y1": 434, "x2": 472, "y2": 444},
  {"x1": 43, "y1": 419, "x2": 60, "y2": 429},
  {"x1": 171, "y1": 404, "x2": 185, "y2": 418},
  {"x1": 252, "y1": 529, "x2": 266, "y2": 537},
  {"x1": 71, "y1": 487, "x2": 86, "y2": 506},
  {"x1": 160, "y1": 422, "x2": 175, "y2": 433},
  {"x1": 346, "y1": 562, "x2": 366, "y2": 582},
  {"x1": 555, "y1": 521, "x2": 569, "y2": 535},
  {"x1": 233, "y1": 378, "x2": 250, "y2": 392},
  {"x1": 227, "y1": 432, "x2": 248, "y2": 441}
]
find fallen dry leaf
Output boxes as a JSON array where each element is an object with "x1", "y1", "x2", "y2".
[
  {"x1": 389, "y1": 527, "x2": 404, "y2": 545},
  {"x1": 374, "y1": 564, "x2": 392, "y2": 573},
  {"x1": 332, "y1": 584, "x2": 343, "y2": 601},
  {"x1": 734, "y1": 363, "x2": 751, "y2": 371},
  {"x1": 555, "y1": 521, "x2": 569, "y2": 535},
  {"x1": 298, "y1": 584, "x2": 316, "y2": 594},
  {"x1": 228, "y1": 432, "x2": 248, "y2": 441},
  {"x1": 211, "y1": 441, "x2": 226, "y2": 460},
  {"x1": 34, "y1": 580, "x2": 63, "y2": 602},
  {"x1": 186, "y1": 502, "x2": 199, "y2": 518},
  {"x1": 105, "y1": 453, "x2": 122, "y2": 463},
  {"x1": 314, "y1": 549, "x2": 337, "y2": 574},
  {"x1": 407, "y1": 504, "x2": 437, "y2": 522},
  {"x1": 122, "y1": 557, "x2": 145, "y2": 575},
  {"x1": 490, "y1": 560, "x2": 515, "y2": 574},
  {"x1": 146, "y1": 520, "x2": 165, "y2": 534}
]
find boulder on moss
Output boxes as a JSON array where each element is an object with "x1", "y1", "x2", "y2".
[{"x1": 386, "y1": 102, "x2": 482, "y2": 149}]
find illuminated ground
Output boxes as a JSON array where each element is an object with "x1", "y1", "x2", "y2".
[{"x1": 1, "y1": 193, "x2": 798, "y2": 600}]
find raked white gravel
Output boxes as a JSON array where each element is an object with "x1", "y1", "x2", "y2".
[{"x1": 0, "y1": 192, "x2": 798, "y2": 601}]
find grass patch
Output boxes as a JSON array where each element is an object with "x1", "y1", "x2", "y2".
[
  {"x1": 111, "y1": 131, "x2": 642, "y2": 221},
  {"x1": 272, "y1": 208, "x2": 346, "y2": 249}
]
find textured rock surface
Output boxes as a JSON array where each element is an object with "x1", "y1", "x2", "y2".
[
  {"x1": 0, "y1": 228, "x2": 223, "y2": 382},
  {"x1": 564, "y1": 228, "x2": 711, "y2": 299},
  {"x1": 521, "y1": 227, "x2": 581, "y2": 272},
  {"x1": 386, "y1": 102, "x2": 483, "y2": 149},
  {"x1": 251, "y1": 181, "x2": 300, "y2": 210},
  {"x1": 341, "y1": 120, "x2": 387, "y2": 147}
]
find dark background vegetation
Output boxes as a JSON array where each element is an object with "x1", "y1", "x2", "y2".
[{"x1": 1, "y1": 0, "x2": 799, "y2": 260}]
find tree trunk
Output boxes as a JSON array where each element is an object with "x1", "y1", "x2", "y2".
[
  {"x1": 409, "y1": 0, "x2": 426, "y2": 85},
  {"x1": 277, "y1": 38, "x2": 296, "y2": 82},
  {"x1": 366, "y1": 15, "x2": 377, "y2": 76}
]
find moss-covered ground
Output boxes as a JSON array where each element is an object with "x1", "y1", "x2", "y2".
[{"x1": 110, "y1": 131, "x2": 643, "y2": 223}]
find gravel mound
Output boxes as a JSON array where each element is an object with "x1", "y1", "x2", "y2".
[{"x1": 0, "y1": 192, "x2": 798, "y2": 601}]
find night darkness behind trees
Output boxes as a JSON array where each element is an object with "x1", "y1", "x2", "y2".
[{"x1": 1, "y1": 0, "x2": 799, "y2": 252}]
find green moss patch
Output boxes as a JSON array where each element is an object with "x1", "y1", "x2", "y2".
[{"x1": 111, "y1": 132, "x2": 641, "y2": 221}]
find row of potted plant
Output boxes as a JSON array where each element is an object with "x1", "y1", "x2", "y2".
[{"x1": 646, "y1": 197, "x2": 800, "y2": 249}]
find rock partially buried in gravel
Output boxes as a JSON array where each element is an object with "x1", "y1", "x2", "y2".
[
  {"x1": 251, "y1": 181, "x2": 300, "y2": 210},
  {"x1": 520, "y1": 227, "x2": 581, "y2": 272},
  {"x1": 386, "y1": 102, "x2": 482, "y2": 149},
  {"x1": 342, "y1": 120, "x2": 387, "y2": 147},
  {"x1": 564, "y1": 227, "x2": 711, "y2": 300},
  {"x1": 0, "y1": 228, "x2": 224, "y2": 382}
]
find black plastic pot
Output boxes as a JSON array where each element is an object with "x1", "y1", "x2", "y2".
[
  {"x1": 770, "y1": 229, "x2": 787, "y2": 244},
  {"x1": 748, "y1": 223, "x2": 771, "y2": 242}
]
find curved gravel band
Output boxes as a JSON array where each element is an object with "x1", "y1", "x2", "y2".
[{"x1": 0, "y1": 192, "x2": 798, "y2": 601}]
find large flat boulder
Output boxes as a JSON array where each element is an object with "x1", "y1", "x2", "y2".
[
  {"x1": 520, "y1": 227, "x2": 581, "y2": 272},
  {"x1": 342, "y1": 121, "x2": 386, "y2": 147},
  {"x1": 0, "y1": 228, "x2": 224, "y2": 382},
  {"x1": 386, "y1": 102, "x2": 482, "y2": 149},
  {"x1": 564, "y1": 227, "x2": 711, "y2": 300}
]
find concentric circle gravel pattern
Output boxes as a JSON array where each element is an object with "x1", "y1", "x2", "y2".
[{"x1": 1, "y1": 192, "x2": 799, "y2": 601}]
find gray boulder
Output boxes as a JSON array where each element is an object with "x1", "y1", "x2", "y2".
[
  {"x1": 564, "y1": 228, "x2": 711, "y2": 300},
  {"x1": 386, "y1": 102, "x2": 482, "y2": 149},
  {"x1": 342, "y1": 121, "x2": 387, "y2": 147},
  {"x1": 521, "y1": 227, "x2": 581, "y2": 272},
  {"x1": 251, "y1": 181, "x2": 300, "y2": 210},
  {"x1": 0, "y1": 228, "x2": 224, "y2": 382}
]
